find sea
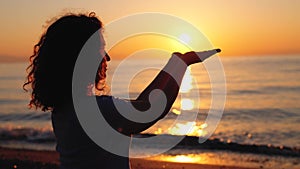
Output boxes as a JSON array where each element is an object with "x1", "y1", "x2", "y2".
[{"x1": 0, "y1": 55, "x2": 299, "y2": 169}]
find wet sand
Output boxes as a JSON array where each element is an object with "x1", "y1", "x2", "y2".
[{"x1": 0, "y1": 147, "x2": 259, "y2": 169}]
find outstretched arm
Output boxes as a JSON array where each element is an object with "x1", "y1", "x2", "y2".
[{"x1": 137, "y1": 49, "x2": 222, "y2": 105}]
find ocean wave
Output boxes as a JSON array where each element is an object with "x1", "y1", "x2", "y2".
[
  {"x1": 230, "y1": 89, "x2": 263, "y2": 95},
  {"x1": 228, "y1": 86, "x2": 300, "y2": 96},
  {"x1": 0, "y1": 112, "x2": 50, "y2": 121},
  {"x1": 0, "y1": 126, "x2": 299, "y2": 157},
  {"x1": 0, "y1": 99, "x2": 27, "y2": 104},
  {"x1": 0, "y1": 127, "x2": 55, "y2": 142},
  {"x1": 133, "y1": 134, "x2": 300, "y2": 157},
  {"x1": 222, "y1": 108, "x2": 299, "y2": 119},
  {"x1": 261, "y1": 86, "x2": 300, "y2": 93}
]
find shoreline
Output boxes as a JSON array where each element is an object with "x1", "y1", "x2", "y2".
[{"x1": 0, "y1": 147, "x2": 259, "y2": 169}]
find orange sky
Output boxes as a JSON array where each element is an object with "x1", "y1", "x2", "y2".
[{"x1": 0, "y1": 0, "x2": 299, "y2": 62}]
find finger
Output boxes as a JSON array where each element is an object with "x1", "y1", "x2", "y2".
[
  {"x1": 183, "y1": 49, "x2": 221, "y2": 59},
  {"x1": 196, "y1": 49, "x2": 221, "y2": 61}
]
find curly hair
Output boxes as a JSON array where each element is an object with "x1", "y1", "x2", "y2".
[{"x1": 23, "y1": 13, "x2": 107, "y2": 111}]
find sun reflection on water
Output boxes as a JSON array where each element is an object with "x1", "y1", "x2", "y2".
[
  {"x1": 168, "y1": 122, "x2": 208, "y2": 137},
  {"x1": 143, "y1": 58, "x2": 212, "y2": 138},
  {"x1": 168, "y1": 65, "x2": 209, "y2": 137},
  {"x1": 180, "y1": 67, "x2": 193, "y2": 93},
  {"x1": 148, "y1": 154, "x2": 210, "y2": 164},
  {"x1": 181, "y1": 99, "x2": 194, "y2": 110},
  {"x1": 162, "y1": 155, "x2": 200, "y2": 163}
]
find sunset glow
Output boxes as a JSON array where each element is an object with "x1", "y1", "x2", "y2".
[
  {"x1": 108, "y1": 34, "x2": 191, "y2": 59},
  {"x1": 1, "y1": 2, "x2": 300, "y2": 169},
  {"x1": 0, "y1": 1, "x2": 299, "y2": 62}
]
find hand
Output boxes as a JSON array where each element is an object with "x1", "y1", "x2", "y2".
[{"x1": 173, "y1": 49, "x2": 221, "y2": 65}]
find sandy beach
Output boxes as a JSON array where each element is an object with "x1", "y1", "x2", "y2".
[{"x1": 0, "y1": 147, "x2": 262, "y2": 169}]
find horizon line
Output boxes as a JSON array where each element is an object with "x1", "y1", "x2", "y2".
[{"x1": 1, "y1": 53, "x2": 300, "y2": 63}]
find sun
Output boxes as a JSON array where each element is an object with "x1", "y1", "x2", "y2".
[{"x1": 178, "y1": 33, "x2": 191, "y2": 44}]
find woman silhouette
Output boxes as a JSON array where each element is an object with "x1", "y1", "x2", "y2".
[{"x1": 23, "y1": 13, "x2": 220, "y2": 169}]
